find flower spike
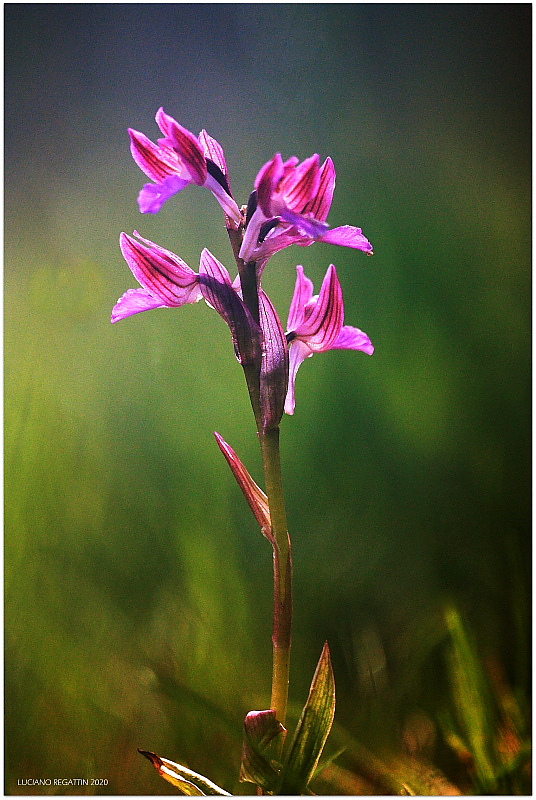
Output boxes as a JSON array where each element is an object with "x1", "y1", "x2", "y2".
[{"x1": 116, "y1": 113, "x2": 377, "y2": 797}]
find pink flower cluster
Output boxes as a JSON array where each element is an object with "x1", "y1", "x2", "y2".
[{"x1": 113, "y1": 109, "x2": 374, "y2": 421}]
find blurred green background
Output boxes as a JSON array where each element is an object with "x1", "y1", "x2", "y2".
[{"x1": 5, "y1": 4, "x2": 530, "y2": 795}]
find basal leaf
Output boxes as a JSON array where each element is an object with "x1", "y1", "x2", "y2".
[
  {"x1": 277, "y1": 642, "x2": 336, "y2": 794},
  {"x1": 239, "y1": 709, "x2": 286, "y2": 790}
]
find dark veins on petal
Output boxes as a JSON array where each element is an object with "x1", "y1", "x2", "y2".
[
  {"x1": 245, "y1": 190, "x2": 258, "y2": 226},
  {"x1": 258, "y1": 218, "x2": 280, "y2": 244},
  {"x1": 206, "y1": 159, "x2": 232, "y2": 196}
]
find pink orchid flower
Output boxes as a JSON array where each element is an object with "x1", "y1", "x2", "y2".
[
  {"x1": 112, "y1": 232, "x2": 204, "y2": 322},
  {"x1": 239, "y1": 153, "x2": 373, "y2": 267},
  {"x1": 129, "y1": 108, "x2": 242, "y2": 226},
  {"x1": 113, "y1": 233, "x2": 257, "y2": 356},
  {"x1": 285, "y1": 265, "x2": 374, "y2": 414}
]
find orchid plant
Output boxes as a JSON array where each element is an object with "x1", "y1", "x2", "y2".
[{"x1": 113, "y1": 108, "x2": 374, "y2": 795}]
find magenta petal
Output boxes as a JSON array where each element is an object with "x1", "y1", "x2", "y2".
[
  {"x1": 284, "y1": 339, "x2": 313, "y2": 415},
  {"x1": 158, "y1": 112, "x2": 207, "y2": 186},
  {"x1": 111, "y1": 288, "x2": 167, "y2": 322},
  {"x1": 280, "y1": 153, "x2": 320, "y2": 211},
  {"x1": 154, "y1": 106, "x2": 176, "y2": 138},
  {"x1": 287, "y1": 265, "x2": 314, "y2": 331},
  {"x1": 255, "y1": 154, "x2": 284, "y2": 216},
  {"x1": 332, "y1": 325, "x2": 374, "y2": 354},
  {"x1": 302, "y1": 157, "x2": 335, "y2": 222},
  {"x1": 198, "y1": 129, "x2": 228, "y2": 177},
  {"x1": 281, "y1": 155, "x2": 300, "y2": 171},
  {"x1": 138, "y1": 175, "x2": 190, "y2": 213},
  {"x1": 128, "y1": 128, "x2": 183, "y2": 182},
  {"x1": 319, "y1": 225, "x2": 373, "y2": 253}
]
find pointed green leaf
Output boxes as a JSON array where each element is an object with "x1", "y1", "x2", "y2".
[
  {"x1": 277, "y1": 642, "x2": 336, "y2": 794},
  {"x1": 138, "y1": 750, "x2": 231, "y2": 796},
  {"x1": 239, "y1": 709, "x2": 286, "y2": 790}
]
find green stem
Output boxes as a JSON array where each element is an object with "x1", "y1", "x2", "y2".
[
  {"x1": 227, "y1": 224, "x2": 293, "y2": 728},
  {"x1": 259, "y1": 427, "x2": 292, "y2": 727}
]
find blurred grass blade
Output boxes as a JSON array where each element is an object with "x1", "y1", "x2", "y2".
[
  {"x1": 239, "y1": 709, "x2": 286, "y2": 790},
  {"x1": 312, "y1": 745, "x2": 347, "y2": 781},
  {"x1": 392, "y1": 756, "x2": 462, "y2": 796},
  {"x1": 138, "y1": 750, "x2": 231, "y2": 795},
  {"x1": 278, "y1": 642, "x2": 336, "y2": 794},
  {"x1": 444, "y1": 605, "x2": 498, "y2": 790}
]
